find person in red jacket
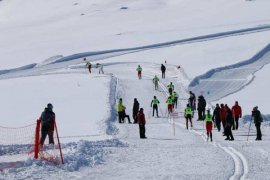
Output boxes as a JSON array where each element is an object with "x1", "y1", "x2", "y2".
[
  {"x1": 137, "y1": 108, "x2": 146, "y2": 139},
  {"x1": 231, "y1": 101, "x2": 242, "y2": 130},
  {"x1": 220, "y1": 104, "x2": 227, "y2": 135}
]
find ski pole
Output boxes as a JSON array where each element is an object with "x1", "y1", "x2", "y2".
[{"x1": 247, "y1": 115, "x2": 253, "y2": 141}]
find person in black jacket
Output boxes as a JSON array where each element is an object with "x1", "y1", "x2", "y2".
[
  {"x1": 40, "y1": 103, "x2": 55, "y2": 145},
  {"x1": 213, "y1": 104, "x2": 221, "y2": 131},
  {"x1": 252, "y1": 106, "x2": 263, "y2": 140},
  {"x1": 161, "y1": 64, "x2": 166, "y2": 79},
  {"x1": 133, "y1": 98, "x2": 140, "y2": 123},
  {"x1": 225, "y1": 106, "x2": 234, "y2": 141},
  {"x1": 197, "y1": 95, "x2": 206, "y2": 121}
]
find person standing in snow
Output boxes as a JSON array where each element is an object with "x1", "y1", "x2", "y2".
[
  {"x1": 224, "y1": 105, "x2": 234, "y2": 141},
  {"x1": 117, "y1": 98, "x2": 124, "y2": 123},
  {"x1": 167, "y1": 82, "x2": 174, "y2": 95},
  {"x1": 213, "y1": 104, "x2": 222, "y2": 132},
  {"x1": 133, "y1": 98, "x2": 140, "y2": 124},
  {"x1": 231, "y1": 101, "x2": 242, "y2": 130},
  {"x1": 136, "y1": 65, "x2": 142, "y2": 79},
  {"x1": 39, "y1": 103, "x2": 55, "y2": 146},
  {"x1": 205, "y1": 110, "x2": 213, "y2": 142},
  {"x1": 84, "y1": 58, "x2": 92, "y2": 74},
  {"x1": 122, "y1": 106, "x2": 131, "y2": 124},
  {"x1": 161, "y1": 64, "x2": 166, "y2": 79},
  {"x1": 138, "y1": 108, "x2": 147, "y2": 139},
  {"x1": 151, "y1": 96, "x2": 160, "y2": 117},
  {"x1": 189, "y1": 91, "x2": 196, "y2": 115},
  {"x1": 197, "y1": 95, "x2": 206, "y2": 121},
  {"x1": 96, "y1": 63, "x2": 104, "y2": 74},
  {"x1": 184, "y1": 104, "x2": 193, "y2": 129},
  {"x1": 252, "y1": 106, "x2": 263, "y2": 141},
  {"x1": 220, "y1": 103, "x2": 227, "y2": 135},
  {"x1": 152, "y1": 75, "x2": 159, "y2": 90},
  {"x1": 172, "y1": 91, "x2": 178, "y2": 108},
  {"x1": 166, "y1": 95, "x2": 174, "y2": 115}
]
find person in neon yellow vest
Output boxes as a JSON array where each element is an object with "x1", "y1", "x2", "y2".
[
  {"x1": 166, "y1": 96, "x2": 174, "y2": 114},
  {"x1": 136, "y1": 65, "x2": 142, "y2": 79},
  {"x1": 205, "y1": 110, "x2": 213, "y2": 142},
  {"x1": 167, "y1": 82, "x2": 174, "y2": 95},
  {"x1": 172, "y1": 91, "x2": 178, "y2": 108},
  {"x1": 152, "y1": 75, "x2": 159, "y2": 90},
  {"x1": 184, "y1": 104, "x2": 193, "y2": 129},
  {"x1": 151, "y1": 96, "x2": 160, "y2": 117}
]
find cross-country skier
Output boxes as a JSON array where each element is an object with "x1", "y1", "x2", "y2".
[
  {"x1": 231, "y1": 101, "x2": 242, "y2": 130},
  {"x1": 96, "y1": 63, "x2": 104, "y2": 74},
  {"x1": 151, "y1": 96, "x2": 160, "y2": 117},
  {"x1": 133, "y1": 98, "x2": 140, "y2": 124},
  {"x1": 252, "y1": 106, "x2": 263, "y2": 141},
  {"x1": 166, "y1": 96, "x2": 174, "y2": 115},
  {"x1": 172, "y1": 91, "x2": 178, "y2": 108},
  {"x1": 117, "y1": 98, "x2": 124, "y2": 123},
  {"x1": 85, "y1": 58, "x2": 92, "y2": 74},
  {"x1": 136, "y1": 65, "x2": 142, "y2": 79},
  {"x1": 152, "y1": 75, "x2": 159, "y2": 90},
  {"x1": 167, "y1": 82, "x2": 174, "y2": 95},
  {"x1": 220, "y1": 103, "x2": 227, "y2": 135},
  {"x1": 184, "y1": 104, "x2": 193, "y2": 129},
  {"x1": 224, "y1": 105, "x2": 234, "y2": 141},
  {"x1": 197, "y1": 95, "x2": 206, "y2": 121},
  {"x1": 138, "y1": 108, "x2": 147, "y2": 139},
  {"x1": 161, "y1": 64, "x2": 166, "y2": 79},
  {"x1": 205, "y1": 110, "x2": 213, "y2": 142},
  {"x1": 39, "y1": 103, "x2": 55, "y2": 146},
  {"x1": 213, "y1": 104, "x2": 222, "y2": 132}
]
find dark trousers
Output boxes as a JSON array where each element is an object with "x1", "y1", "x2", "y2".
[
  {"x1": 222, "y1": 120, "x2": 226, "y2": 132},
  {"x1": 139, "y1": 125, "x2": 146, "y2": 138},
  {"x1": 215, "y1": 119, "x2": 221, "y2": 131},
  {"x1": 118, "y1": 112, "x2": 124, "y2": 123},
  {"x1": 207, "y1": 132, "x2": 212, "y2": 141},
  {"x1": 198, "y1": 109, "x2": 205, "y2": 120},
  {"x1": 152, "y1": 105, "x2": 159, "y2": 117},
  {"x1": 40, "y1": 130, "x2": 54, "y2": 145},
  {"x1": 162, "y1": 71, "x2": 165, "y2": 79},
  {"x1": 133, "y1": 111, "x2": 138, "y2": 123},
  {"x1": 186, "y1": 114, "x2": 193, "y2": 129},
  {"x1": 123, "y1": 115, "x2": 131, "y2": 123},
  {"x1": 233, "y1": 116, "x2": 239, "y2": 130},
  {"x1": 255, "y1": 123, "x2": 262, "y2": 140},
  {"x1": 88, "y1": 66, "x2": 91, "y2": 73},
  {"x1": 174, "y1": 97, "x2": 178, "y2": 108},
  {"x1": 225, "y1": 125, "x2": 234, "y2": 140},
  {"x1": 168, "y1": 88, "x2": 173, "y2": 95},
  {"x1": 154, "y1": 83, "x2": 158, "y2": 90}
]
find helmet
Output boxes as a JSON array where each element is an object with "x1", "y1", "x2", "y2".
[{"x1": 47, "y1": 103, "x2": 53, "y2": 109}]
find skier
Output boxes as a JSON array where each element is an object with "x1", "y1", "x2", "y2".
[
  {"x1": 96, "y1": 63, "x2": 104, "y2": 74},
  {"x1": 252, "y1": 106, "x2": 263, "y2": 141},
  {"x1": 167, "y1": 82, "x2": 174, "y2": 95},
  {"x1": 85, "y1": 59, "x2": 92, "y2": 74},
  {"x1": 138, "y1": 108, "x2": 147, "y2": 139},
  {"x1": 205, "y1": 110, "x2": 213, "y2": 142},
  {"x1": 231, "y1": 101, "x2": 242, "y2": 130},
  {"x1": 39, "y1": 103, "x2": 55, "y2": 146},
  {"x1": 151, "y1": 96, "x2": 160, "y2": 117},
  {"x1": 133, "y1": 98, "x2": 140, "y2": 123},
  {"x1": 213, "y1": 104, "x2": 222, "y2": 131},
  {"x1": 184, "y1": 104, "x2": 193, "y2": 129},
  {"x1": 152, "y1": 75, "x2": 159, "y2": 90},
  {"x1": 188, "y1": 91, "x2": 196, "y2": 114},
  {"x1": 197, "y1": 95, "x2": 206, "y2": 121},
  {"x1": 136, "y1": 65, "x2": 142, "y2": 79},
  {"x1": 117, "y1": 98, "x2": 124, "y2": 123},
  {"x1": 172, "y1": 91, "x2": 178, "y2": 108},
  {"x1": 161, "y1": 64, "x2": 166, "y2": 79},
  {"x1": 166, "y1": 96, "x2": 174, "y2": 115},
  {"x1": 122, "y1": 106, "x2": 131, "y2": 123},
  {"x1": 224, "y1": 105, "x2": 234, "y2": 141}
]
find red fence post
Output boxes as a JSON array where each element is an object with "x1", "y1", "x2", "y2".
[
  {"x1": 54, "y1": 120, "x2": 64, "y2": 164},
  {"x1": 34, "y1": 119, "x2": 41, "y2": 159}
]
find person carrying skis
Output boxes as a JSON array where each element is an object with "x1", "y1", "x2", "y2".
[
  {"x1": 252, "y1": 106, "x2": 263, "y2": 141},
  {"x1": 166, "y1": 96, "x2": 174, "y2": 114},
  {"x1": 85, "y1": 58, "x2": 92, "y2": 74},
  {"x1": 133, "y1": 98, "x2": 140, "y2": 123},
  {"x1": 151, "y1": 96, "x2": 160, "y2": 117},
  {"x1": 138, "y1": 108, "x2": 147, "y2": 139},
  {"x1": 220, "y1": 103, "x2": 227, "y2": 135},
  {"x1": 184, "y1": 104, "x2": 193, "y2": 129},
  {"x1": 136, "y1": 65, "x2": 142, "y2": 79},
  {"x1": 122, "y1": 106, "x2": 131, "y2": 123},
  {"x1": 197, "y1": 95, "x2": 206, "y2": 121},
  {"x1": 213, "y1": 104, "x2": 222, "y2": 132},
  {"x1": 39, "y1": 103, "x2": 55, "y2": 146},
  {"x1": 167, "y1": 82, "x2": 174, "y2": 95},
  {"x1": 172, "y1": 91, "x2": 178, "y2": 108},
  {"x1": 96, "y1": 63, "x2": 104, "y2": 74},
  {"x1": 224, "y1": 105, "x2": 234, "y2": 141},
  {"x1": 152, "y1": 75, "x2": 159, "y2": 90},
  {"x1": 205, "y1": 110, "x2": 213, "y2": 142},
  {"x1": 231, "y1": 101, "x2": 242, "y2": 130},
  {"x1": 161, "y1": 64, "x2": 166, "y2": 79},
  {"x1": 117, "y1": 98, "x2": 124, "y2": 123}
]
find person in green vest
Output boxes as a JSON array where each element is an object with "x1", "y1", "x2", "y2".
[
  {"x1": 151, "y1": 96, "x2": 160, "y2": 117},
  {"x1": 172, "y1": 91, "x2": 178, "y2": 108},
  {"x1": 136, "y1": 65, "x2": 142, "y2": 79},
  {"x1": 205, "y1": 110, "x2": 213, "y2": 142},
  {"x1": 166, "y1": 96, "x2": 174, "y2": 114},
  {"x1": 152, "y1": 75, "x2": 159, "y2": 90},
  {"x1": 184, "y1": 104, "x2": 193, "y2": 129},
  {"x1": 117, "y1": 98, "x2": 124, "y2": 123},
  {"x1": 167, "y1": 82, "x2": 174, "y2": 95},
  {"x1": 84, "y1": 58, "x2": 92, "y2": 74}
]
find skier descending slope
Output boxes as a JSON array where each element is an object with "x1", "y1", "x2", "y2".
[
  {"x1": 150, "y1": 96, "x2": 160, "y2": 117},
  {"x1": 184, "y1": 104, "x2": 193, "y2": 129},
  {"x1": 152, "y1": 75, "x2": 159, "y2": 90},
  {"x1": 231, "y1": 101, "x2": 242, "y2": 130},
  {"x1": 136, "y1": 65, "x2": 142, "y2": 79},
  {"x1": 205, "y1": 110, "x2": 213, "y2": 142},
  {"x1": 213, "y1": 104, "x2": 222, "y2": 132},
  {"x1": 138, "y1": 108, "x2": 147, "y2": 139}
]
